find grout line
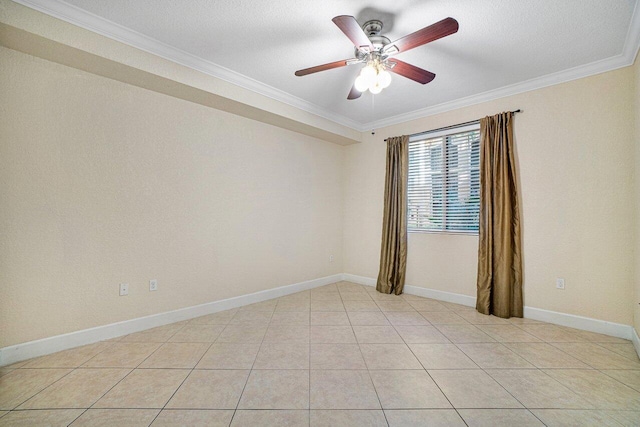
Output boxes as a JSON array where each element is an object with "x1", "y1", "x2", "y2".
[{"x1": 227, "y1": 304, "x2": 275, "y2": 426}]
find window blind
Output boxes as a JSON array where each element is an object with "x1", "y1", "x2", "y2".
[{"x1": 407, "y1": 124, "x2": 480, "y2": 233}]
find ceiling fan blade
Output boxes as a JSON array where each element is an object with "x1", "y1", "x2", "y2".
[
  {"x1": 384, "y1": 17, "x2": 458, "y2": 55},
  {"x1": 347, "y1": 84, "x2": 362, "y2": 100},
  {"x1": 295, "y1": 59, "x2": 350, "y2": 76},
  {"x1": 388, "y1": 59, "x2": 436, "y2": 84},
  {"x1": 332, "y1": 15, "x2": 373, "y2": 52}
]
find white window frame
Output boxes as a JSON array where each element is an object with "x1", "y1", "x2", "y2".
[{"x1": 407, "y1": 123, "x2": 481, "y2": 235}]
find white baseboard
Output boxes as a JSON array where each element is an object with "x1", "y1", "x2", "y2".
[
  {"x1": 342, "y1": 273, "x2": 633, "y2": 340},
  {"x1": 0, "y1": 273, "x2": 342, "y2": 367},
  {"x1": 2, "y1": 271, "x2": 635, "y2": 366}
]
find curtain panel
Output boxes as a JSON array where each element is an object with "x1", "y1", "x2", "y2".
[
  {"x1": 476, "y1": 112, "x2": 523, "y2": 318},
  {"x1": 376, "y1": 135, "x2": 409, "y2": 295}
]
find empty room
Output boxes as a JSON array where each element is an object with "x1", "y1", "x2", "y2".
[{"x1": 1, "y1": 0, "x2": 640, "y2": 426}]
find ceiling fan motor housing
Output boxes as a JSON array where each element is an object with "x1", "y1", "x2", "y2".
[{"x1": 355, "y1": 20, "x2": 391, "y2": 59}]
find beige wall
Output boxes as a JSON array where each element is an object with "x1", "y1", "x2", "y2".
[
  {"x1": 344, "y1": 66, "x2": 636, "y2": 325},
  {"x1": 635, "y1": 53, "x2": 640, "y2": 334},
  {"x1": 0, "y1": 46, "x2": 344, "y2": 348}
]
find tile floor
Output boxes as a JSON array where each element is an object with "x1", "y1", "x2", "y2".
[{"x1": 1, "y1": 281, "x2": 640, "y2": 426}]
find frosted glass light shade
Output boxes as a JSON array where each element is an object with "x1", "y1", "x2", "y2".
[
  {"x1": 354, "y1": 75, "x2": 369, "y2": 92},
  {"x1": 378, "y1": 70, "x2": 392, "y2": 88}
]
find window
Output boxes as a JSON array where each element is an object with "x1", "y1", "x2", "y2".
[{"x1": 407, "y1": 124, "x2": 480, "y2": 233}]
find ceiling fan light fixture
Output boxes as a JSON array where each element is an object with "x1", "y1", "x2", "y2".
[
  {"x1": 354, "y1": 75, "x2": 369, "y2": 92},
  {"x1": 378, "y1": 70, "x2": 392, "y2": 88}
]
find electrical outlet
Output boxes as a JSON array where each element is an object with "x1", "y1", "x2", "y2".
[
  {"x1": 556, "y1": 278, "x2": 565, "y2": 290},
  {"x1": 119, "y1": 283, "x2": 129, "y2": 296},
  {"x1": 329, "y1": 255, "x2": 334, "y2": 263},
  {"x1": 149, "y1": 279, "x2": 158, "y2": 291}
]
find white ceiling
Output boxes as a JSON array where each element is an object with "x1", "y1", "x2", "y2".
[{"x1": 16, "y1": 0, "x2": 640, "y2": 130}]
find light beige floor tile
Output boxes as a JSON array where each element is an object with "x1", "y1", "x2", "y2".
[
  {"x1": 94, "y1": 369, "x2": 189, "y2": 409},
  {"x1": 339, "y1": 292, "x2": 373, "y2": 301},
  {"x1": 353, "y1": 326, "x2": 403, "y2": 343},
  {"x1": 189, "y1": 310, "x2": 237, "y2": 325},
  {"x1": 507, "y1": 317, "x2": 543, "y2": 325},
  {"x1": 604, "y1": 410, "x2": 640, "y2": 427},
  {"x1": 310, "y1": 326, "x2": 356, "y2": 343},
  {"x1": 429, "y1": 370, "x2": 523, "y2": 409},
  {"x1": 360, "y1": 344, "x2": 422, "y2": 369},
  {"x1": 275, "y1": 300, "x2": 311, "y2": 312},
  {"x1": 238, "y1": 370, "x2": 309, "y2": 409},
  {"x1": 310, "y1": 300, "x2": 345, "y2": 311},
  {"x1": 567, "y1": 329, "x2": 631, "y2": 344},
  {"x1": 120, "y1": 323, "x2": 186, "y2": 342},
  {"x1": 254, "y1": 343, "x2": 309, "y2": 369},
  {"x1": 457, "y1": 343, "x2": 534, "y2": 368},
  {"x1": 310, "y1": 288, "x2": 339, "y2": 298},
  {"x1": 384, "y1": 311, "x2": 430, "y2": 325},
  {"x1": 601, "y1": 370, "x2": 640, "y2": 392},
  {"x1": 166, "y1": 370, "x2": 249, "y2": 409},
  {"x1": 408, "y1": 300, "x2": 448, "y2": 311},
  {"x1": 343, "y1": 300, "x2": 381, "y2": 312},
  {"x1": 370, "y1": 370, "x2": 451, "y2": 409},
  {"x1": 310, "y1": 312, "x2": 350, "y2": 325},
  {"x1": 517, "y1": 324, "x2": 586, "y2": 342},
  {"x1": 71, "y1": 409, "x2": 159, "y2": 426},
  {"x1": 434, "y1": 324, "x2": 496, "y2": 343},
  {"x1": 504, "y1": 342, "x2": 590, "y2": 368},
  {"x1": 19, "y1": 368, "x2": 130, "y2": 409},
  {"x1": 531, "y1": 409, "x2": 622, "y2": 426},
  {"x1": 232, "y1": 410, "x2": 308, "y2": 426},
  {"x1": 263, "y1": 325, "x2": 310, "y2": 343},
  {"x1": 552, "y1": 342, "x2": 640, "y2": 369},
  {"x1": 168, "y1": 324, "x2": 224, "y2": 342},
  {"x1": 310, "y1": 344, "x2": 366, "y2": 369},
  {"x1": 310, "y1": 370, "x2": 380, "y2": 409},
  {"x1": 0, "y1": 359, "x2": 28, "y2": 377},
  {"x1": 600, "y1": 343, "x2": 640, "y2": 361},
  {"x1": 310, "y1": 294, "x2": 342, "y2": 303},
  {"x1": 456, "y1": 311, "x2": 511, "y2": 324},
  {"x1": 279, "y1": 291, "x2": 310, "y2": 301},
  {"x1": 0, "y1": 411, "x2": 6, "y2": 418},
  {"x1": 270, "y1": 312, "x2": 310, "y2": 324},
  {"x1": 458, "y1": 409, "x2": 544, "y2": 426},
  {"x1": 476, "y1": 325, "x2": 541, "y2": 342},
  {"x1": 22, "y1": 343, "x2": 113, "y2": 368},
  {"x1": 487, "y1": 369, "x2": 593, "y2": 408},
  {"x1": 0, "y1": 369, "x2": 71, "y2": 410},
  {"x1": 239, "y1": 300, "x2": 277, "y2": 312},
  {"x1": 440, "y1": 302, "x2": 475, "y2": 312},
  {"x1": 409, "y1": 344, "x2": 478, "y2": 369},
  {"x1": 311, "y1": 409, "x2": 387, "y2": 426},
  {"x1": 347, "y1": 311, "x2": 390, "y2": 326},
  {"x1": 375, "y1": 301, "x2": 415, "y2": 312},
  {"x1": 196, "y1": 343, "x2": 260, "y2": 369},
  {"x1": 0, "y1": 409, "x2": 83, "y2": 427},
  {"x1": 369, "y1": 292, "x2": 401, "y2": 301},
  {"x1": 395, "y1": 326, "x2": 450, "y2": 344},
  {"x1": 216, "y1": 324, "x2": 267, "y2": 343},
  {"x1": 152, "y1": 409, "x2": 233, "y2": 426},
  {"x1": 419, "y1": 311, "x2": 468, "y2": 324},
  {"x1": 545, "y1": 369, "x2": 640, "y2": 410},
  {"x1": 229, "y1": 311, "x2": 273, "y2": 325},
  {"x1": 82, "y1": 342, "x2": 162, "y2": 368},
  {"x1": 139, "y1": 342, "x2": 209, "y2": 368},
  {"x1": 385, "y1": 409, "x2": 466, "y2": 426}
]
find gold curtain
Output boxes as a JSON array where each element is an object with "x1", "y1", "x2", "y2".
[
  {"x1": 476, "y1": 112, "x2": 523, "y2": 318},
  {"x1": 376, "y1": 135, "x2": 409, "y2": 295}
]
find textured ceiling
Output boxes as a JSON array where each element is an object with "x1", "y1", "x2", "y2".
[{"x1": 39, "y1": 0, "x2": 639, "y2": 127}]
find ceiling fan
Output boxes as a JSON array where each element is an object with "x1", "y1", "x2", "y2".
[{"x1": 295, "y1": 15, "x2": 459, "y2": 99}]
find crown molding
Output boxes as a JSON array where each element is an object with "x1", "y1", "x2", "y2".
[
  {"x1": 362, "y1": 52, "x2": 634, "y2": 130},
  {"x1": 10, "y1": 0, "x2": 640, "y2": 134},
  {"x1": 10, "y1": 0, "x2": 363, "y2": 131}
]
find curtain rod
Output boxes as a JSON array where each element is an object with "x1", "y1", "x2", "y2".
[{"x1": 384, "y1": 109, "x2": 522, "y2": 141}]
